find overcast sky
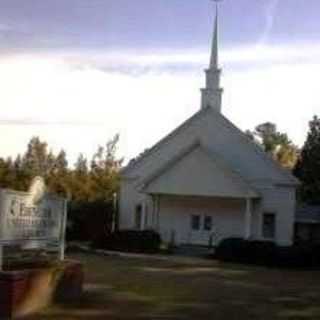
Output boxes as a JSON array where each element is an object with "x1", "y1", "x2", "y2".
[{"x1": 0, "y1": 0, "x2": 319, "y2": 165}]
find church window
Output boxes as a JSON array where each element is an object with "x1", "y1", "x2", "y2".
[
  {"x1": 204, "y1": 216, "x2": 213, "y2": 231},
  {"x1": 262, "y1": 213, "x2": 276, "y2": 239},
  {"x1": 191, "y1": 215, "x2": 201, "y2": 230},
  {"x1": 135, "y1": 204, "x2": 142, "y2": 229}
]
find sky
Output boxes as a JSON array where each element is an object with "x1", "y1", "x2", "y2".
[{"x1": 0, "y1": 0, "x2": 319, "y2": 165}]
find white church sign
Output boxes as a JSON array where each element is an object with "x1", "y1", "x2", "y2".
[{"x1": 0, "y1": 177, "x2": 67, "y2": 269}]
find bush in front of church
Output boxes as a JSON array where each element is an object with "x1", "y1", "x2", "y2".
[
  {"x1": 215, "y1": 238, "x2": 276, "y2": 266},
  {"x1": 214, "y1": 238, "x2": 248, "y2": 263},
  {"x1": 215, "y1": 238, "x2": 320, "y2": 268},
  {"x1": 275, "y1": 244, "x2": 320, "y2": 268},
  {"x1": 91, "y1": 230, "x2": 162, "y2": 254}
]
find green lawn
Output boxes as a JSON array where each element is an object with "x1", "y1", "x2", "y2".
[{"x1": 27, "y1": 251, "x2": 320, "y2": 320}]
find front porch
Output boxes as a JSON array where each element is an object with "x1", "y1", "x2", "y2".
[
  {"x1": 134, "y1": 142, "x2": 261, "y2": 246},
  {"x1": 137, "y1": 194, "x2": 260, "y2": 247}
]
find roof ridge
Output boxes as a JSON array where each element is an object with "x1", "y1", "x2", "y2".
[
  {"x1": 121, "y1": 107, "x2": 210, "y2": 175},
  {"x1": 137, "y1": 140, "x2": 201, "y2": 190},
  {"x1": 139, "y1": 141, "x2": 259, "y2": 198},
  {"x1": 209, "y1": 108, "x2": 299, "y2": 185},
  {"x1": 200, "y1": 145, "x2": 259, "y2": 197}
]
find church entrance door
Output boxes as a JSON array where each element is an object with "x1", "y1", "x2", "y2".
[{"x1": 188, "y1": 214, "x2": 214, "y2": 246}]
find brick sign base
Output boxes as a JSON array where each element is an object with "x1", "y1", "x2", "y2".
[{"x1": 0, "y1": 260, "x2": 83, "y2": 319}]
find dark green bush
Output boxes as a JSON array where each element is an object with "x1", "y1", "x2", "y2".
[
  {"x1": 215, "y1": 238, "x2": 320, "y2": 268},
  {"x1": 67, "y1": 200, "x2": 113, "y2": 242},
  {"x1": 215, "y1": 238, "x2": 247, "y2": 263},
  {"x1": 92, "y1": 230, "x2": 161, "y2": 254},
  {"x1": 275, "y1": 245, "x2": 315, "y2": 268},
  {"x1": 245, "y1": 240, "x2": 276, "y2": 266}
]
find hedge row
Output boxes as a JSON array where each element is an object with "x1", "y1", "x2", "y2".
[
  {"x1": 215, "y1": 238, "x2": 320, "y2": 268},
  {"x1": 91, "y1": 230, "x2": 162, "y2": 254}
]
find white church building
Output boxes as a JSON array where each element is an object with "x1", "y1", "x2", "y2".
[{"x1": 119, "y1": 6, "x2": 299, "y2": 246}]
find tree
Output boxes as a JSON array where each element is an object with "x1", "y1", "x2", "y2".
[
  {"x1": 90, "y1": 134, "x2": 123, "y2": 202},
  {"x1": 11, "y1": 154, "x2": 29, "y2": 190},
  {"x1": 21, "y1": 137, "x2": 52, "y2": 179},
  {"x1": 0, "y1": 157, "x2": 13, "y2": 188},
  {"x1": 294, "y1": 116, "x2": 320, "y2": 204},
  {"x1": 69, "y1": 153, "x2": 92, "y2": 201},
  {"x1": 47, "y1": 149, "x2": 70, "y2": 197},
  {"x1": 247, "y1": 122, "x2": 299, "y2": 169}
]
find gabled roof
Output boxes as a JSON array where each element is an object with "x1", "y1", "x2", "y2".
[
  {"x1": 138, "y1": 141, "x2": 260, "y2": 199},
  {"x1": 122, "y1": 107, "x2": 299, "y2": 186},
  {"x1": 121, "y1": 107, "x2": 211, "y2": 175}
]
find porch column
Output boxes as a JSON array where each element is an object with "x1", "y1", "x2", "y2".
[
  {"x1": 151, "y1": 195, "x2": 156, "y2": 228},
  {"x1": 141, "y1": 201, "x2": 146, "y2": 230},
  {"x1": 156, "y1": 195, "x2": 160, "y2": 232},
  {"x1": 244, "y1": 197, "x2": 252, "y2": 239}
]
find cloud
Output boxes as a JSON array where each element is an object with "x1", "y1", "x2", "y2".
[
  {"x1": 59, "y1": 42, "x2": 320, "y2": 76},
  {"x1": 0, "y1": 42, "x2": 318, "y2": 164},
  {"x1": 0, "y1": 119, "x2": 103, "y2": 126},
  {"x1": 259, "y1": 0, "x2": 279, "y2": 45}
]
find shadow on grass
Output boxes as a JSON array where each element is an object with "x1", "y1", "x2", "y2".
[
  {"x1": 25, "y1": 252, "x2": 320, "y2": 320},
  {"x1": 26, "y1": 283, "x2": 162, "y2": 320}
]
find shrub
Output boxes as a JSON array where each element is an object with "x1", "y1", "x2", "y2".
[
  {"x1": 275, "y1": 245, "x2": 315, "y2": 268},
  {"x1": 215, "y1": 238, "x2": 320, "y2": 269},
  {"x1": 215, "y1": 238, "x2": 247, "y2": 263},
  {"x1": 245, "y1": 240, "x2": 276, "y2": 266},
  {"x1": 215, "y1": 238, "x2": 276, "y2": 265},
  {"x1": 92, "y1": 230, "x2": 161, "y2": 254},
  {"x1": 67, "y1": 200, "x2": 113, "y2": 242}
]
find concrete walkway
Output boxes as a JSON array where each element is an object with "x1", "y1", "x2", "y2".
[{"x1": 68, "y1": 243, "x2": 214, "y2": 264}]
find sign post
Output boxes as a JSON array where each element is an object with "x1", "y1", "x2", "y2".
[{"x1": 59, "y1": 199, "x2": 68, "y2": 261}]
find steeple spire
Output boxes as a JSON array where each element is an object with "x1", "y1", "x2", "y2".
[
  {"x1": 210, "y1": 3, "x2": 219, "y2": 68},
  {"x1": 201, "y1": 0, "x2": 223, "y2": 112}
]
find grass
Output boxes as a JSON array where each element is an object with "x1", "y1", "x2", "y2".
[{"x1": 26, "y1": 251, "x2": 320, "y2": 320}]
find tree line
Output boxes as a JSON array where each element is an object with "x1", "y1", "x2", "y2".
[{"x1": 0, "y1": 134, "x2": 122, "y2": 203}]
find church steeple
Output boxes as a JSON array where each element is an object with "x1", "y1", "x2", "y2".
[
  {"x1": 201, "y1": 1, "x2": 223, "y2": 112},
  {"x1": 210, "y1": 6, "x2": 219, "y2": 68}
]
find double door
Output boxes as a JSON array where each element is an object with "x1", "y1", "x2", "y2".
[{"x1": 188, "y1": 213, "x2": 216, "y2": 246}]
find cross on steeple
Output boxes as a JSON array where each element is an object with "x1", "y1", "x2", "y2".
[{"x1": 200, "y1": 0, "x2": 223, "y2": 112}]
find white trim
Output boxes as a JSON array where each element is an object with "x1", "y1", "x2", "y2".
[
  {"x1": 139, "y1": 141, "x2": 260, "y2": 199},
  {"x1": 244, "y1": 197, "x2": 252, "y2": 239}
]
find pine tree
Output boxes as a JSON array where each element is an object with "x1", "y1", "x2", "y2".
[
  {"x1": 90, "y1": 134, "x2": 122, "y2": 202},
  {"x1": 12, "y1": 154, "x2": 29, "y2": 190},
  {"x1": 47, "y1": 149, "x2": 70, "y2": 197},
  {"x1": 247, "y1": 122, "x2": 299, "y2": 169},
  {"x1": 22, "y1": 137, "x2": 51, "y2": 178},
  {"x1": 70, "y1": 153, "x2": 91, "y2": 201},
  {"x1": 294, "y1": 116, "x2": 320, "y2": 204},
  {"x1": 0, "y1": 157, "x2": 12, "y2": 188}
]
